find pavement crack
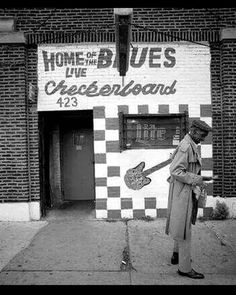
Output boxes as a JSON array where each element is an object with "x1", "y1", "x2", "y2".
[
  {"x1": 203, "y1": 222, "x2": 236, "y2": 255},
  {"x1": 120, "y1": 246, "x2": 136, "y2": 271},
  {"x1": 120, "y1": 220, "x2": 137, "y2": 272}
]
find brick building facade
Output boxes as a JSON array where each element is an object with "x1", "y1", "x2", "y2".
[{"x1": 0, "y1": 8, "x2": 235, "y2": 221}]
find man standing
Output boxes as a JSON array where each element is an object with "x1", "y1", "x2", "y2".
[{"x1": 165, "y1": 119, "x2": 214, "y2": 279}]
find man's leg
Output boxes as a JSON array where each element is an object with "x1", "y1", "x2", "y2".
[
  {"x1": 171, "y1": 240, "x2": 179, "y2": 264},
  {"x1": 173, "y1": 240, "x2": 179, "y2": 253},
  {"x1": 178, "y1": 230, "x2": 192, "y2": 273},
  {"x1": 177, "y1": 229, "x2": 205, "y2": 279}
]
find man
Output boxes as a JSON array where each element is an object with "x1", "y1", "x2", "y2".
[{"x1": 165, "y1": 119, "x2": 214, "y2": 279}]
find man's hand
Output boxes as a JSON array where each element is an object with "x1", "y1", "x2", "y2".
[
  {"x1": 202, "y1": 176, "x2": 212, "y2": 181},
  {"x1": 202, "y1": 175, "x2": 219, "y2": 181}
]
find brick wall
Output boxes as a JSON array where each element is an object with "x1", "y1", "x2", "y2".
[
  {"x1": 220, "y1": 39, "x2": 236, "y2": 197},
  {"x1": 0, "y1": 44, "x2": 40, "y2": 203},
  {"x1": 210, "y1": 46, "x2": 224, "y2": 196},
  {"x1": 27, "y1": 47, "x2": 40, "y2": 201},
  {"x1": 0, "y1": 45, "x2": 29, "y2": 201},
  {"x1": 0, "y1": 8, "x2": 235, "y2": 32}
]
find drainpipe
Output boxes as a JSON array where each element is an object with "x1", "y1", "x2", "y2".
[
  {"x1": 25, "y1": 44, "x2": 32, "y2": 207},
  {"x1": 219, "y1": 39, "x2": 225, "y2": 198}
]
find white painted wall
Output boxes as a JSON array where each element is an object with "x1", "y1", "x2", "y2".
[
  {"x1": 0, "y1": 202, "x2": 40, "y2": 221},
  {"x1": 37, "y1": 42, "x2": 211, "y2": 112}
]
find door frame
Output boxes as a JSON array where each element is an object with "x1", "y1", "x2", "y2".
[{"x1": 38, "y1": 112, "x2": 51, "y2": 217}]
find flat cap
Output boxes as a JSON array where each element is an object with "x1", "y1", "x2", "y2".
[{"x1": 191, "y1": 119, "x2": 212, "y2": 132}]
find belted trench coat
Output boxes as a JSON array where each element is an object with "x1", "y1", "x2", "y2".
[{"x1": 165, "y1": 134, "x2": 203, "y2": 240}]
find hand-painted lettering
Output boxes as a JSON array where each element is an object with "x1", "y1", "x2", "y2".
[
  {"x1": 42, "y1": 47, "x2": 176, "y2": 72},
  {"x1": 130, "y1": 47, "x2": 148, "y2": 68},
  {"x1": 97, "y1": 48, "x2": 113, "y2": 69},
  {"x1": 44, "y1": 79, "x2": 177, "y2": 97},
  {"x1": 149, "y1": 48, "x2": 162, "y2": 68}
]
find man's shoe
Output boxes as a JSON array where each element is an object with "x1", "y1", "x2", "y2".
[
  {"x1": 171, "y1": 252, "x2": 178, "y2": 265},
  {"x1": 177, "y1": 269, "x2": 205, "y2": 279}
]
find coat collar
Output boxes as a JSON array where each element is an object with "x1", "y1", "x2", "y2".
[
  {"x1": 185, "y1": 133, "x2": 198, "y2": 153},
  {"x1": 184, "y1": 134, "x2": 202, "y2": 165}
]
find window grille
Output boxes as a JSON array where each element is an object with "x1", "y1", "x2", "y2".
[{"x1": 119, "y1": 112, "x2": 188, "y2": 151}]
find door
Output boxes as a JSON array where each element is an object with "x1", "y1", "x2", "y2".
[{"x1": 60, "y1": 113, "x2": 95, "y2": 200}]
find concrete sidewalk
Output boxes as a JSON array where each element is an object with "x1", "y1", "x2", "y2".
[
  {"x1": 0, "y1": 217, "x2": 235, "y2": 285},
  {"x1": 0, "y1": 221, "x2": 47, "y2": 272}
]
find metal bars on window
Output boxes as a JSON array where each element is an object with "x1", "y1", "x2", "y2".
[{"x1": 119, "y1": 112, "x2": 189, "y2": 151}]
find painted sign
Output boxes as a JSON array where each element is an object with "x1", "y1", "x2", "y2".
[{"x1": 37, "y1": 42, "x2": 211, "y2": 111}]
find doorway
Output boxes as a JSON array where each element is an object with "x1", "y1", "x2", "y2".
[{"x1": 39, "y1": 110, "x2": 95, "y2": 217}]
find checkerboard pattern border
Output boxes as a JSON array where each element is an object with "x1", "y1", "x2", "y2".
[{"x1": 93, "y1": 104, "x2": 213, "y2": 219}]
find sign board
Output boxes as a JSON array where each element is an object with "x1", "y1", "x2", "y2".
[{"x1": 37, "y1": 42, "x2": 211, "y2": 111}]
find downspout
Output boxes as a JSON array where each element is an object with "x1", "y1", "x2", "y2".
[
  {"x1": 25, "y1": 44, "x2": 32, "y2": 208},
  {"x1": 219, "y1": 40, "x2": 225, "y2": 198}
]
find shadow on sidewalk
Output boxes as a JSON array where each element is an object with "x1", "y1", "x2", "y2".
[{"x1": 43, "y1": 200, "x2": 96, "y2": 221}]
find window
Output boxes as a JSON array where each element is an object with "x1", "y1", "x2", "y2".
[{"x1": 119, "y1": 112, "x2": 188, "y2": 151}]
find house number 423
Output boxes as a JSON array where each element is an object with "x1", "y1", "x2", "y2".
[{"x1": 56, "y1": 97, "x2": 78, "y2": 107}]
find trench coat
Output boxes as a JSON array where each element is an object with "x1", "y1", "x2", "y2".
[{"x1": 165, "y1": 133, "x2": 203, "y2": 240}]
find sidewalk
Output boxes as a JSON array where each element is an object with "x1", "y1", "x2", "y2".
[
  {"x1": 0, "y1": 217, "x2": 235, "y2": 285},
  {"x1": 0, "y1": 221, "x2": 47, "y2": 272}
]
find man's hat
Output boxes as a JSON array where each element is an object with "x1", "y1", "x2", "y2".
[{"x1": 191, "y1": 119, "x2": 212, "y2": 132}]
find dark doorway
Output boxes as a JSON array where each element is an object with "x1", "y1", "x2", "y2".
[{"x1": 38, "y1": 110, "x2": 95, "y2": 217}]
